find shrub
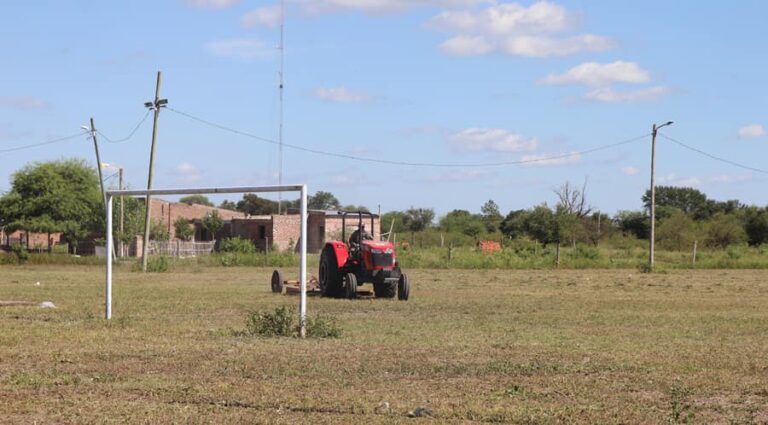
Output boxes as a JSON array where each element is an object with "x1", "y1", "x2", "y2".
[
  {"x1": 132, "y1": 256, "x2": 171, "y2": 272},
  {"x1": 219, "y1": 237, "x2": 256, "y2": 254},
  {"x1": 11, "y1": 244, "x2": 29, "y2": 264},
  {"x1": 242, "y1": 306, "x2": 341, "y2": 338}
]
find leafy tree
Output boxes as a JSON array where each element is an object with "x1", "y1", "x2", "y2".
[
  {"x1": 237, "y1": 193, "x2": 278, "y2": 216},
  {"x1": 173, "y1": 217, "x2": 194, "y2": 241},
  {"x1": 341, "y1": 204, "x2": 370, "y2": 212},
  {"x1": 179, "y1": 195, "x2": 213, "y2": 207},
  {"x1": 150, "y1": 219, "x2": 169, "y2": 241},
  {"x1": 440, "y1": 209, "x2": 485, "y2": 237},
  {"x1": 554, "y1": 206, "x2": 584, "y2": 246},
  {"x1": 743, "y1": 207, "x2": 768, "y2": 246},
  {"x1": 202, "y1": 210, "x2": 224, "y2": 241},
  {"x1": 381, "y1": 211, "x2": 408, "y2": 234},
  {"x1": 643, "y1": 186, "x2": 708, "y2": 216},
  {"x1": 219, "y1": 200, "x2": 238, "y2": 211},
  {"x1": 525, "y1": 204, "x2": 557, "y2": 245},
  {"x1": 704, "y1": 213, "x2": 746, "y2": 248},
  {"x1": 403, "y1": 207, "x2": 434, "y2": 232},
  {"x1": 656, "y1": 210, "x2": 697, "y2": 251},
  {"x1": 480, "y1": 200, "x2": 503, "y2": 232},
  {"x1": 615, "y1": 210, "x2": 649, "y2": 239},
  {"x1": 500, "y1": 209, "x2": 530, "y2": 239},
  {"x1": 0, "y1": 159, "x2": 102, "y2": 249},
  {"x1": 308, "y1": 191, "x2": 341, "y2": 210}
]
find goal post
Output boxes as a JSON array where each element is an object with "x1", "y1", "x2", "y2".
[{"x1": 104, "y1": 184, "x2": 309, "y2": 337}]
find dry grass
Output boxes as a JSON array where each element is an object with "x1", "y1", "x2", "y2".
[{"x1": 1, "y1": 265, "x2": 767, "y2": 423}]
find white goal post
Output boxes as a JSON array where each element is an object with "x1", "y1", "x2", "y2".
[{"x1": 104, "y1": 185, "x2": 309, "y2": 337}]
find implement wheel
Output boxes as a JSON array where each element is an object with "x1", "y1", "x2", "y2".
[
  {"x1": 344, "y1": 273, "x2": 358, "y2": 300},
  {"x1": 398, "y1": 273, "x2": 410, "y2": 301},
  {"x1": 271, "y1": 270, "x2": 284, "y2": 294},
  {"x1": 319, "y1": 246, "x2": 343, "y2": 298}
]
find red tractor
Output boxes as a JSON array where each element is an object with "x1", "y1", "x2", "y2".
[{"x1": 319, "y1": 211, "x2": 410, "y2": 300}]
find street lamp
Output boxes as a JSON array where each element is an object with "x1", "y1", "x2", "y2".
[{"x1": 649, "y1": 120, "x2": 674, "y2": 270}]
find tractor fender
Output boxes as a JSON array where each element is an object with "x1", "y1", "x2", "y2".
[{"x1": 324, "y1": 241, "x2": 349, "y2": 269}]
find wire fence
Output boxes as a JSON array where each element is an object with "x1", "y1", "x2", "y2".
[{"x1": 148, "y1": 240, "x2": 216, "y2": 257}]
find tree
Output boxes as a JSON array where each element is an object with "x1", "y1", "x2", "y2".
[
  {"x1": 219, "y1": 200, "x2": 237, "y2": 211},
  {"x1": 0, "y1": 159, "x2": 102, "y2": 250},
  {"x1": 656, "y1": 210, "x2": 697, "y2": 251},
  {"x1": 381, "y1": 211, "x2": 408, "y2": 234},
  {"x1": 555, "y1": 180, "x2": 592, "y2": 218},
  {"x1": 704, "y1": 213, "x2": 746, "y2": 248},
  {"x1": 525, "y1": 204, "x2": 557, "y2": 245},
  {"x1": 341, "y1": 204, "x2": 370, "y2": 212},
  {"x1": 440, "y1": 209, "x2": 485, "y2": 237},
  {"x1": 615, "y1": 210, "x2": 649, "y2": 239},
  {"x1": 202, "y1": 210, "x2": 224, "y2": 241},
  {"x1": 403, "y1": 207, "x2": 434, "y2": 232},
  {"x1": 179, "y1": 195, "x2": 213, "y2": 207},
  {"x1": 743, "y1": 207, "x2": 768, "y2": 246},
  {"x1": 308, "y1": 191, "x2": 341, "y2": 210},
  {"x1": 173, "y1": 217, "x2": 194, "y2": 241},
  {"x1": 643, "y1": 186, "x2": 708, "y2": 216},
  {"x1": 500, "y1": 209, "x2": 530, "y2": 239},
  {"x1": 237, "y1": 193, "x2": 278, "y2": 216},
  {"x1": 480, "y1": 200, "x2": 503, "y2": 232},
  {"x1": 150, "y1": 219, "x2": 169, "y2": 241}
]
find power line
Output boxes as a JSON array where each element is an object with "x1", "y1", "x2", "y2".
[
  {"x1": 96, "y1": 110, "x2": 151, "y2": 144},
  {"x1": 166, "y1": 106, "x2": 650, "y2": 168},
  {"x1": 661, "y1": 133, "x2": 768, "y2": 175},
  {"x1": 0, "y1": 132, "x2": 88, "y2": 154}
]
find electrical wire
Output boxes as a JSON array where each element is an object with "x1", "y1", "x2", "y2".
[
  {"x1": 0, "y1": 132, "x2": 89, "y2": 154},
  {"x1": 660, "y1": 134, "x2": 768, "y2": 175},
  {"x1": 167, "y1": 106, "x2": 650, "y2": 168},
  {"x1": 96, "y1": 110, "x2": 151, "y2": 144}
]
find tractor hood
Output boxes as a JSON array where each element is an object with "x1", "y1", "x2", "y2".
[{"x1": 361, "y1": 240, "x2": 395, "y2": 252}]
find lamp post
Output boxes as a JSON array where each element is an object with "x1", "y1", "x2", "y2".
[{"x1": 649, "y1": 120, "x2": 674, "y2": 270}]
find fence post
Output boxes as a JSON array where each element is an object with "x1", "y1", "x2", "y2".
[
  {"x1": 556, "y1": 242, "x2": 561, "y2": 267},
  {"x1": 448, "y1": 242, "x2": 453, "y2": 261},
  {"x1": 692, "y1": 240, "x2": 698, "y2": 267}
]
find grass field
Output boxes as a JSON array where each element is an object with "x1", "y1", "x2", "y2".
[{"x1": 1, "y1": 265, "x2": 767, "y2": 423}]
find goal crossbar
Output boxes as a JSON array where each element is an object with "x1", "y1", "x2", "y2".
[{"x1": 104, "y1": 184, "x2": 310, "y2": 337}]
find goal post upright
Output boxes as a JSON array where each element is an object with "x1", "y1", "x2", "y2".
[{"x1": 104, "y1": 184, "x2": 309, "y2": 337}]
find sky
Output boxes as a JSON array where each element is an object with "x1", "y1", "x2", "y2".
[{"x1": 1, "y1": 0, "x2": 766, "y2": 217}]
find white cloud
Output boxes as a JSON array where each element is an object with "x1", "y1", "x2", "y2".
[
  {"x1": 242, "y1": 5, "x2": 282, "y2": 28},
  {"x1": 658, "y1": 173, "x2": 753, "y2": 188},
  {"x1": 184, "y1": 0, "x2": 241, "y2": 9},
  {"x1": 622, "y1": 166, "x2": 640, "y2": 176},
  {"x1": 503, "y1": 34, "x2": 614, "y2": 57},
  {"x1": 173, "y1": 162, "x2": 202, "y2": 183},
  {"x1": 313, "y1": 87, "x2": 371, "y2": 103},
  {"x1": 439, "y1": 35, "x2": 494, "y2": 56},
  {"x1": 738, "y1": 124, "x2": 766, "y2": 139},
  {"x1": 0, "y1": 96, "x2": 50, "y2": 110},
  {"x1": 203, "y1": 38, "x2": 273, "y2": 61},
  {"x1": 302, "y1": 0, "x2": 491, "y2": 15},
  {"x1": 424, "y1": 169, "x2": 494, "y2": 183},
  {"x1": 539, "y1": 61, "x2": 650, "y2": 86},
  {"x1": 449, "y1": 128, "x2": 538, "y2": 153},
  {"x1": 520, "y1": 152, "x2": 580, "y2": 166},
  {"x1": 429, "y1": 1, "x2": 614, "y2": 58},
  {"x1": 429, "y1": 1, "x2": 574, "y2": 34},
  {"x1": 583, "y1": 86, "x2": 672, "y2": 103},
  {"x1": 710, "y1": 174, "x2": 752, "y2": 184}
]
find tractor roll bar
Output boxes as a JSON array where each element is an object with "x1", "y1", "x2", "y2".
[{"x1": 340, "y1": 211, "x2": 375, "y2": 241}]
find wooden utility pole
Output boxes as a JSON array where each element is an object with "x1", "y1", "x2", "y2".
[
  {"x1": 649, "y1": 121, "x2": 673, "y2": 270},
  {"x1": 89, "y1": 118, "x2": 107, "y2": 209},
  {"x1": 141, "y1": 72, "x2": 167, "y2": 271}
]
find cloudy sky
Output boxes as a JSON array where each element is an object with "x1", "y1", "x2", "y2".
[{"x1": 1, "y1": 1, "x2": 766, "y2": 215}]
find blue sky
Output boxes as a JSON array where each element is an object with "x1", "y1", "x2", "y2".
[{"x1": 1, "y1": 0, "x2": 766, "y2": 216}]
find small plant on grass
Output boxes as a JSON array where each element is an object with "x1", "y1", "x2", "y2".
[
  {"x1": 10, "y1": 243, "x2": 29, "y2": 264},
  {"x1": 242, "y1": 306, "x2": 341, "y2": 338},
  {"x1": 132, "y1": 256, "x2": 171, "y2": 273},
  {"x1": 219, "y1": 237, "x2": 256, "y2": 254}
]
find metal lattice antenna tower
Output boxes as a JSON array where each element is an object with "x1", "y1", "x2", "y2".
[{"x1": 277, "y1": 0, "x2": 285, "y2": 214}]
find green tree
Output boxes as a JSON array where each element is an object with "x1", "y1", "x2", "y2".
[
  {"x1": 525, "y1": 204, "x2": 557, "y2": 245},
  {"x1": 403, "y1": 207, "x2": 435, "y2": 232},
  {"x1": 179, "y1": 195, "x2": 213, "y2": 207},
  {"x1": 480, "y1": 200, "x2": 503, "y2": 232},
  {"x1": 202, "y1": 210, "x2": 224, "y2": 241},
  {"x1": 0, "y1": 159, "x2": 102, "y2": 250},
  {"x1": 704, "y1": 213, "x2": 746, "y2": 248},
  {"x1": 656, "y1": 210, "x2": 697, "y2": 251},
  {"x1": 341, "y1": 204, "x2": 370, "y2": 212},
  {"x1": 743, "y1": 207, "x2": 768, "y2": 246},
  {"x1": 237, "y1": 193, "x2": 278, "y2": 215},
  {"x1": 173, "y1": 217, "x2": 194, "y2": 241},
  {"x1": 643, "y1": 186, "x2": 708, "y2": 216},
  {"x1": 218, "y1": 200, "x2": 238, "y2": 211},
  {"x1": 500, "y1": 209, "x2": 530, "y2": 239},
  {"x1": 440, "y1": 209, "x2": 485, "y2": 237},
  {"x1": 308, "y1": 191, "x2": 341, "y2": 210},
  {"x1": 150, "y1": 219, "x2": 169, "y2": 241},
  {"x1": 381, "y1": 211, "x2": 407, "y2": 234},
  {"x1": 615, "y1": 210, "x2": 649, "y2": 239}
]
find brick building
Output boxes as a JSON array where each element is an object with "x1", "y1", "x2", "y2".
[
  {"x1": 148, "y1": 199, "x2": 245, "y2": 240},
  {"x1": 1, "y1": 229, "x2": 62, "y2": 250}
]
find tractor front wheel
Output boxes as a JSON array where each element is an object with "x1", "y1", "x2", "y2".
[
  {"x1": 374, "y1": 278, "x2": 397, "y2": 299},
  {"x1": 398, "y1": 273, "x2": 410, "y2": 301},
  {"x1": 344, "y1": 273, "x2": 358, "y2": 300}
]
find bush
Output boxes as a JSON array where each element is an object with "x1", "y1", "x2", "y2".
[
  {"x1": 219, "y1": 237, "x2": 256, "y2": 254},
  {"x1": 11, "y1": 244, "x2": 29, "y2": 264},
  {"x1": 132, "y1": 256, "x2": 171, "y2": 273},
  {"x1": 242, "y1": 306, "x2": 341, "y2": 338}
]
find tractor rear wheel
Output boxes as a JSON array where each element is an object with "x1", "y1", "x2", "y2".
[
  {"x1": 319, "y1": 246, "x2": 343, "y2": 298},
  {"x1": 398, "y1": 273, "x2": 410, "y2": 301},
  {"x1": 344, "y1": 273, "x2": 358, "y2": 300},
  {"x1": 374, "y1": 279, "x2": 397, "y2": 299},
  {"x1": 271, "y1": 270, "x2": 284, "y2": 294}
]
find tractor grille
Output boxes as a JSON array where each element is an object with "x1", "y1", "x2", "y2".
[{"x1": 372, "y1": 253, "x2": 394, "y2": 267}]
